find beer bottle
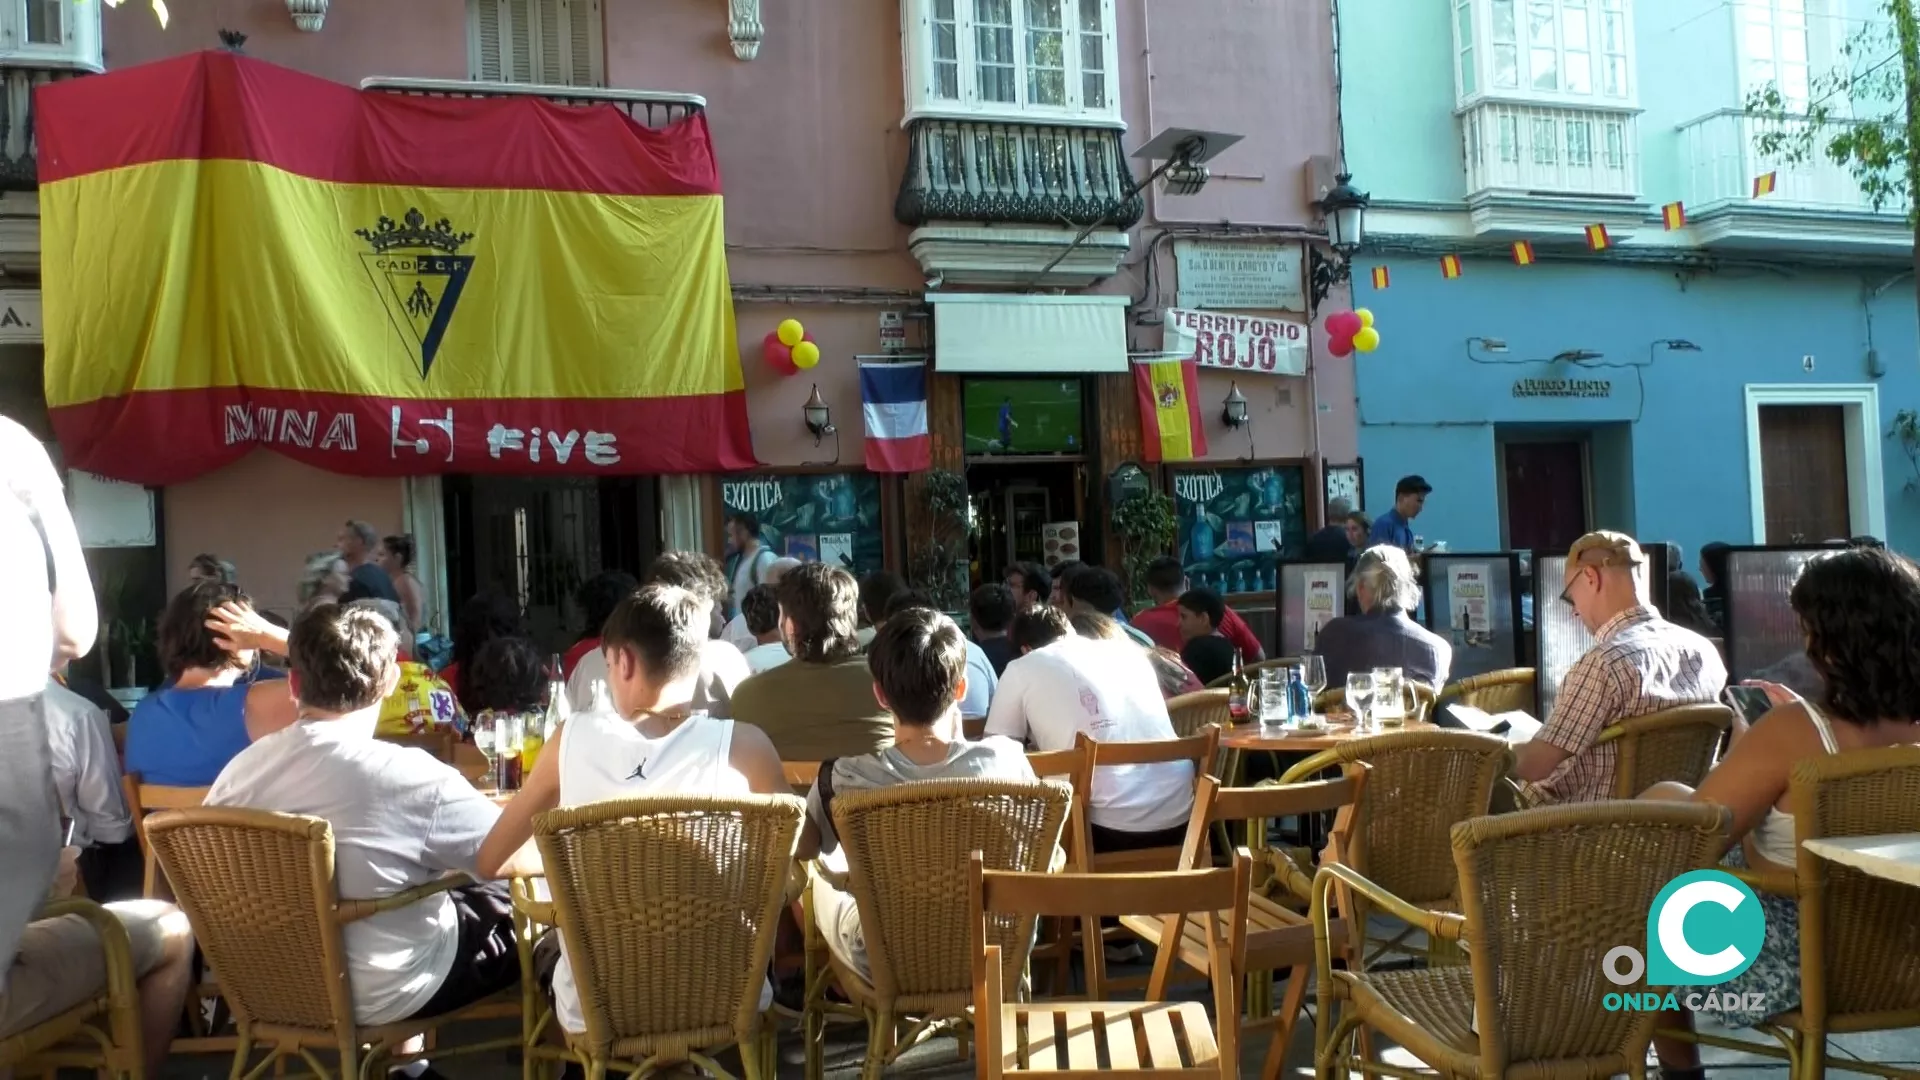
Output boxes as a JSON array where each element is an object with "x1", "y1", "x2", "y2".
[{"x1": 1226, "y1": 648, "x2": 1250, "y2": 722}]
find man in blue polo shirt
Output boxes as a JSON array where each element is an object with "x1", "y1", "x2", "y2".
[{"x1": 1368, "y1": 475, "x2": 1430, "y2": 553}]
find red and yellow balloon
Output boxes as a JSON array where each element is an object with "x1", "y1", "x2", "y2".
[
  {"x1": 763, "y1": 317, "x2": 819, "y2": 375},
  {"x1": 1324, "y1": 307, "x2": 1381, "y2": 358}
]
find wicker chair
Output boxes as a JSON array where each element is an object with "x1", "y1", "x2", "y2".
[
  {"x1": 121, "y1": 774, "x2": 210, "y2": 899},
  {"x1": 143, "y1": 807, "x2": 518, "y2": 1080},
  {"x1": 1595, "y1": 703, "x2": 1732, "y2": 798},
  {"x1": 1436, "y1": 667, "x2": 1536, "y2": 716},
  {"x1": 1166, "y1": 689, "x2": 1234, "y2": 737},
  {"x1": 804, "y1": 778, "x2": 1070, "y2": 1080},
  {"x1": 0, "y1": 898, "x2": 146, "y2": 1080},
  {"x1": 516, "y1": 794, "x2": 804, "y2": 1080},
  {"x1": 1313, "y1": 681, "x2": 1439, "y2": 725},
  {"x1": 1122, "y1": 771, "x2": 1366, "y2": 1080},
  {"x1": 1278, "y1": 730, "x2": 1513, "y2": 967},
  {"x1": 971, "y1": 849, "x2": 1252, "y2": 1079},
  {"x1": 1204, "y1": 656, "x2": 1302, "y2": 689},
  {"x1": 1679, "y1": 746, "x2": 1920, "y2": 1079},
  {"x1": 1311, "y1": 801, "x2": 1731, "y2": 1080}
]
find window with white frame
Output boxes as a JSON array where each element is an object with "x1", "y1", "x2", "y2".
[
  {"x1": 1455, "y1": 0, "x2": 1633, "y2": 106},
  {"x1": 1738, "y1": 0, "x2": 1829, "y2": 110},
  {"x1": 467, "y1": 0, "x2": 604, "y2": 87},
  {"x1": 0, "y1": 0, "x2": 102, "y2": 70},
  {"x1": 903, "y1": 0, "x2": 1121, "y2": 126}
]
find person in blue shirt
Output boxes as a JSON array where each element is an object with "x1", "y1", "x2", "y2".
[
  {"x1": 1368, "y1": 475, "x2": 1431, "y2": 554},
  {"x1": 997, "y1": 396, "x2": 1017, "y2": 451}
]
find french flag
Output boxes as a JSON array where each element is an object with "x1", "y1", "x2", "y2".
[{"x1": 860, "y1": 361, "x2": 931, "y2": 473}]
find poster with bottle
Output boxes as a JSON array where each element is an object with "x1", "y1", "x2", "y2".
[
  {"x1": 817, "y1": 533, "x2": 854, "y2": 571},
  {"x1": 1302, "y1": 568, "x2": 1341, "y2": 649},
  {"x1": 1448, "y1": 562, "x2": 1492, "y2": 647}
]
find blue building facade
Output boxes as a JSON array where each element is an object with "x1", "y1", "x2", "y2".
[{"x1": 1336, "y1": 0, "x2": 1920, "y2": 562}]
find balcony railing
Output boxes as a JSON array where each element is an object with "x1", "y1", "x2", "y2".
[
  {"x1": 895, "y1": 117, "x2": 1143, "y2": 229},
  {"x1": 359, "y1": 78, "x2": 706, "y2": 130},
  {"x1": 0, "y1": 64, "x2": 88, "y2": 191},
  {"x1": 1677, "y1": 108, "x2": 1907, "y2": 215},
  {"x1": 1460, "y1": 100, "x2": 1639, "y2": 199}
]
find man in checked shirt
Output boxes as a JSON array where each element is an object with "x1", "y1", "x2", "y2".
[{"x1": 1515, "y1": 531, "x2": 1726, "y2": 805}]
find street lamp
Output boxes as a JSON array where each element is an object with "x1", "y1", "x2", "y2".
[
  {"x1": 1032, "y1": 126, "x2": 1244, "y2": 282},
  {"x1": 803, "y1": 384, "x2": 835, "y2": 443},
  {"x1": 1221, "y1": 382, "x2": 1249, "y2": 428},
  {"x1": 1308, "y1": 172, "x2": 1372, "y2": 312}
]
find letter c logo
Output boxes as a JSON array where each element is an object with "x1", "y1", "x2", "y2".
[{"x1": 1645, "y1": 870, "x2": 1766, "y2": 987}]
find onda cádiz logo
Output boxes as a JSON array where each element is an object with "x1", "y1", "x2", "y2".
[
  {"x1": 356, "y1": 208, "x2": 476, "y2": 379},
  {"x1": 1601, "y1": 869, "x2": 1768, "y2": 1015}
]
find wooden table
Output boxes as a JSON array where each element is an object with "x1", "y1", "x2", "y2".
[
  {"x1": 1221, "y1": 720, "x2": 1438, "y2": 754},
  {"x1": 1803, "y1": 834, "x2": 1920, "y2": 888}
]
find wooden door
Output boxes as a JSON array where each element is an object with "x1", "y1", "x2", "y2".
[
  {"x1": 1758, "y1": 404, "x2": 1850, "y2": 543},
  {"x1": 1503, "y1": 440, "x2": 1589, "y2": 553}
]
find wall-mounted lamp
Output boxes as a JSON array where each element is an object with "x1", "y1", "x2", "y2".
[
  {"x1": 1552, "y1": 349, "x2": 1604, "y2": 364},
  {"x1": 1221, "y1": 382, "x2": 1250, "y2": 429},
  {"x1": 1307, "y1": 172, "x2": 1371, "y2": 313},
  {"x1": 803, "y1": 384, "x2": 835, "y2": 443},
  {"x1": 1652, "y1": 338, "x2": 1701, "y2": 352},
  {"x1": 1467, "y1": 336, "x2": 1510, "y2": 355}
]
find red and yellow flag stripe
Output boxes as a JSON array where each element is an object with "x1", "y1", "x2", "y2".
[
  {"x1": 38, "y1": 51, "x2": 752, "y2": 484},
  {"x1": 1133, "y1": 358, "x2": 1207, "y2": 462}
]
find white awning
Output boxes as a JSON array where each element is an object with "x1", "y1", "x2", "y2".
[{"x1": 928, "y1": 293, "x2": 1131, "y2": 374}]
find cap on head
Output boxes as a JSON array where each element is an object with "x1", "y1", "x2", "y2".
[
  {"x1": 1395, "y1": 475, "x2": 1432, "y2": 497},
  {"x1": 1566, "y1": 530, "x2": 1645, "y2": 575}
]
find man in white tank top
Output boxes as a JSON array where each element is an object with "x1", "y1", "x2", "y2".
[{"x1": 475, "y1": 584, "x2": 785, "y2": 1034}]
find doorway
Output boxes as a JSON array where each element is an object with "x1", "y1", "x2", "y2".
[
  {"x1": 1501, "y1": 438, "x2": 1590, "y2": 553},
  {"x1": 1757, "y1": 404, "x2": 1850, "y2": 543},
  {"x1": 964, "y1": 461, "x2": 1085, "y2": 588},
  {"x1": 443, "y1": 475, "x2": 658, "y2": 655}
]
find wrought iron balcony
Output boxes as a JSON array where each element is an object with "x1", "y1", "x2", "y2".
[
  {"x1": 896, "y1": 117, "x2": 1143, "y2": 229},
  {"x1": 359, "y1": 78, "x2": 705, "y2": 130},
  {"x1": 0, "y1": 64, "x2": 89, "y2": 191}
]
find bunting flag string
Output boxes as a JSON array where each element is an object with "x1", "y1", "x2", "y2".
[
  {"x1": 1584, "y1": 224, "x2": 1612, "y2": 251},
  {"x1": 1752, "y1": 171, "x2": 1778, "y2": 198},
  {"x1": 1511, "y1": 241, "x2": 1536, "y2": 266},
  {"x1": 1662, "y1": 201, "x2": 1687, "y2": 230},
  {"x1": 1440, "y1": 254, "x2": 1463, "y2": 279},
  {"x1": 1370, "y1": 265, "x2": 1390, "y2": 290}
]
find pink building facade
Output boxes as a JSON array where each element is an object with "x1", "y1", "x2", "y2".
[{"x1": 0, "y1": 0, "x2": 1353, "y2": 665}]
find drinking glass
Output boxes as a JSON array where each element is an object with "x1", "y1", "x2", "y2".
[
  {"x1": 1345, "y1": 672, "x2": 1376, "y2": 731},
  {"x1": 473, "y1": 710, "x2": 498, "y2": 785},
  {"x1": 496, "y1": 712, "x2": 526, "y2": 791},
  {"x1": 1371, "y1": 667, "x2": 1407, "y2": 727},
  {"x1": 1257, "y1": 669, "x2": 1288, "y2": 730},
  {"x1": 1301, "y1": 655, "x2": 1327, "y2": 719}
]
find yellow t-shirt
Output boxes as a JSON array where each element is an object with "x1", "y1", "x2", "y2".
[{"x1": 376, "y1": 661, "x2": 463, "y2": 738}]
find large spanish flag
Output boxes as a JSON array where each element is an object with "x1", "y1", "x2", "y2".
[
  {"x1": 36, "y1": 51, "x2": 754, "y2": 484},
  {"x1": 1132, "y1": 357, "x2": 1207, "y2": 462}
]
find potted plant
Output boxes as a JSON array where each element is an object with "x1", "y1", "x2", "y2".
[
  {"x1": 908, "y1": 467, "x2": 970, "y2": 612},
  {"x1": 1112, "y1": 487, "x2": 1177, "y2": 608}
]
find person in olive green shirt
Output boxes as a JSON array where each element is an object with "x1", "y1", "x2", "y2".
[{"x1": 727, "y1": 562, "x2": 892, "y2": 762}]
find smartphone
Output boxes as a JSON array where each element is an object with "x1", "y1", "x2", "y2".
[
  {"x1": 1722, "y1": 685, "x2": 1774, "y2": 726},
  {"x1": 62, "y1": 818, "x2": 76, "y2": 847}
]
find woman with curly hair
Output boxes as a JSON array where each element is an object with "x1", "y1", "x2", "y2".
[{"x1": 1648, "y1": 546, "x2": 1920, "y2": 1077}]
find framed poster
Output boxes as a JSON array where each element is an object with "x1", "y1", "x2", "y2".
[
  {"x1": 1324, "y1": 459, "x2": 1362, "y2": 516},
  {"x1": 719, "y1": 472, "x2": 884, "y2": 578},
  {"x1": 1171, "y1": 463, "x2": 1307, "y2": 596}
]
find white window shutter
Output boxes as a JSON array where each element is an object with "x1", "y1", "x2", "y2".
[
  {"x1": 506, "y1": 0, "x2": 536, "y2": 82},
  {"x1": 472, "y1": 0, "x2": 505, "y2": 80}
]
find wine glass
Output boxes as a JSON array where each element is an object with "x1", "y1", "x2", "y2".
[
  {"x1": 473, "y1": 710, "x2": 498, "y2": 789},
  {"x1": 1346, "y1": 672, "x2": 1377, "y2": 732},
  {"x1": 1301, "y1": 654, "x2": 1327, "y2": 721}
]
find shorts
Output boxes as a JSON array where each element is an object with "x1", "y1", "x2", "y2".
[
  {"x1": 408, "y1": 882, "x2": 519, "y2": 1019},
  {"x1": 810, "y1": 871, "x2": 868, "y2": 981},
  {"x1": 0, "y1": 899, "x2": 186, "y2": 1037}
]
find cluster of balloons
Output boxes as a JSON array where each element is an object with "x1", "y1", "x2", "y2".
[
  {"x1": 763, "y1": 318, "x2": 820, "y2": 374},
  {"x1": 1325, "y1": 308, "x2": 1382, "y2": 358}
]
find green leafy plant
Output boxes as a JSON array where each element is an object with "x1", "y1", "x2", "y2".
[
  {"x1": 909, "y1": 468, "x2": 970, "y2": 611},
  {"x1": 1112, "y1": 488, "x2": 1177, "y2": 606},
  {"x1": 1892, "y1": 407, "x2": 1920, "y2": 491}
]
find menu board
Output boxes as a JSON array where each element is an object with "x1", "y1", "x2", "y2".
[
  {"x1": 1171, "y1": 464, "x2": 1306, "y2": 595},
  {"x1": 719, "y1": 472, "x2": 884, "y2": 578}
]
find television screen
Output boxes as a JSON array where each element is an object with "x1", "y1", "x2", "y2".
[{"x1": 962, "y1": 378, "x2": 1084, "y2": 455}]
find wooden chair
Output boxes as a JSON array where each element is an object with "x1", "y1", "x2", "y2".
[
  {"x1": 1672, "y1": 745, "x2": 1920, "y2": 1079},
  {"x1": 1204, "y1": 656, "x2": 1302, "y2": 689},
  {"x1": 0, "y1": 898, "x2": 146, "y2": 1080},
  {"x1": 1313, "y1": 680, "x2": 1439, "y2": 724},
  {"x1": 1165, "y1": 689, "x2": 1234, "y2": 737},
  {"x1": 1073, "y1": 726, "x2": 1220, "y2": 874},
  {"x1": 121, "y1": 773, "x2": 210, "y2": 899},
  {"x1": 143, "y1": 807, "x2": 518, "y2": 1080},
  {"x1": 1311, "y1": 801, "x2": 1730, "y2": 1080},
  {"x1": 1435, "y1": 666, "x2": 1536, "y2": 716},
  {"x1": 803, "y1": 778, "x2": 1070, "y2": 1080},
  {"x1": 783, "y1": 760, "x2": 822, "y2": 795},
  {"x1": 1123, "y1": 770, "x2": 1366, "y2": 1080},
  {"x1": 515, "y1": 794, "x2": 803, "y2": 1080},
  {"x1": 1596, "y1": 703, "x2": 1732, "y2": 798},
  {"x1": 1024, "y1": 745, "x2": 1094, "y2": 997},
  {"x1": 971, "y1": 849, "x2": 1251, "y2": 1079},
  {"x1": 1278, "y1": 730, "x2": 1513, "y2": 968}
]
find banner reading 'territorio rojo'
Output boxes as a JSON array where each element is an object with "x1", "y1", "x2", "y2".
[{"x1": 36, "y1": 50, "x2": 755, "y2": 485}]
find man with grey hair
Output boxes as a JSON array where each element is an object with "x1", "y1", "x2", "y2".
[
  {"x1": 1303, "y1": 496, "x2": 1357, "y2": 564},
  {"x1": 1312, "y1": 544, "x2": 1451, "y2": 689},
  {"x1": 723, "y1": 556, "x2": 802, "y2": 653},
  {"x1": 336, "y1": 519, "x2": 398, "y2": 605}
]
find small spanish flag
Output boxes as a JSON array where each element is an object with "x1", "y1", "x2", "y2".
[
  {"x1": 1584, "y1": 224, "x2": 1611, "y2": 251},
  {"x1": 1511, "y1": 241, "x2": 1536, "y2": 266},
  {"x1": 1661, "y1": 201, "x2": 1687, "y2": 230},
  {"x1": 1440, "y1": 254, "x2": 1463, "y2": 279},
  {"x1": 1370, "y1": 265, "x2": 1390, "y2": 290},
  {"x1": 1752, "y1": 171, "x2": 1778, "y2": 198}
]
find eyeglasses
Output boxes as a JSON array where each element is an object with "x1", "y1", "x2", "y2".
[{"x1": 1559, "y1": 566, "x2": 1591, "y2": 608}]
